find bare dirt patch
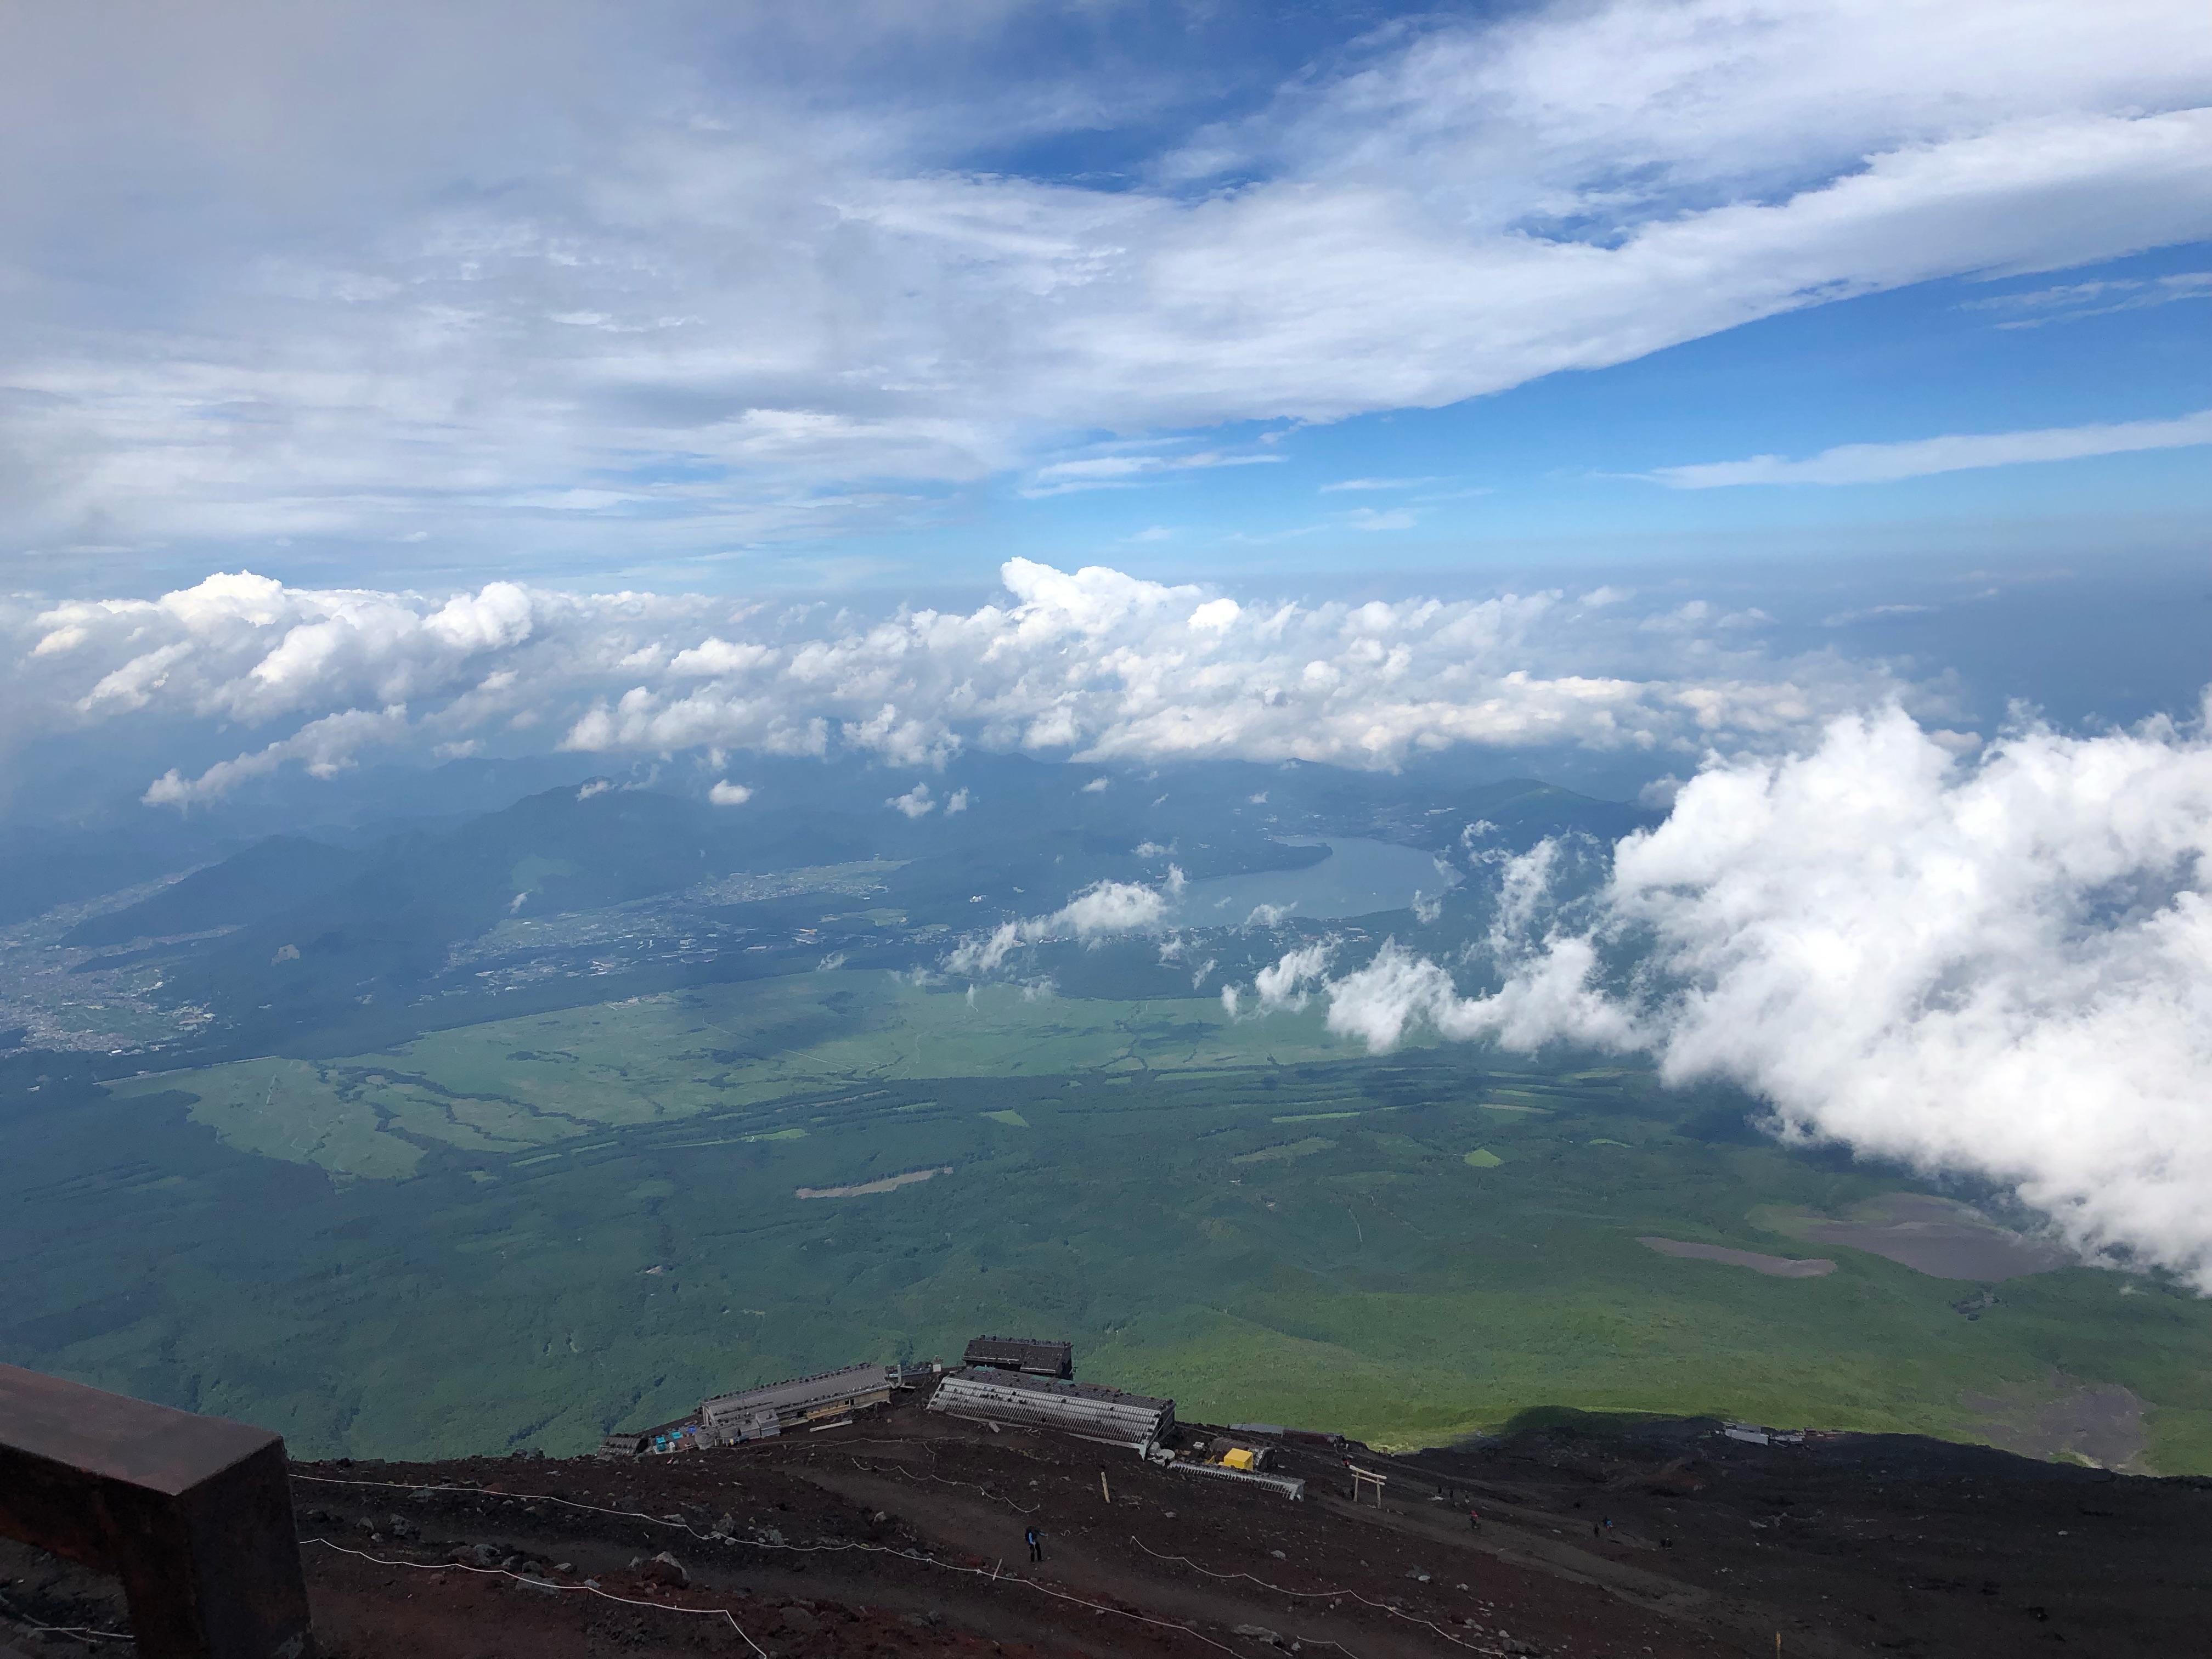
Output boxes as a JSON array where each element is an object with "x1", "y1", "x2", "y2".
[
  {"x1": 1762, "y1": 1193, "x2": 2074, "y2": 1280},
  {"x1": 795, "y1": 1165, "x2": 952, "y2": 1199},
  {"x1": 1960, "y1": 1370, "x2": 2149, "y2": 1470},
  {"x1": 1637, "y1": 1237, "x2": 1837, "y2": 1277}
]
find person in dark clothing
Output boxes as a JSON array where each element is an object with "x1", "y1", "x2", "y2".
[
  {"x1": 1025, "y1": 1526, "x2": 1042, "y2": 1563},
  {"x1": 1468, "y1": 1508, "x2": 1482, "y2": 1532}
]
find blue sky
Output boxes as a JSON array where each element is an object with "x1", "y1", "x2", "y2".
[
  {"x1": 3, "y1": 0, "x2": 2209, "y2": 824},
  {"x1": 1, "y1": 0, "x2": 2204, "y2": 602},
  {"x1": 874, "y1": 239, "x2": 2211, "y2": 589}
]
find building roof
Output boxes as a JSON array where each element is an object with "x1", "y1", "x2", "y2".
[
  {"x1": 960, "y1": 1335, "x2": 1074, "y2": 1378},
  {"x1": 938, "y1": 1367, "x2": 1168, "y2": 1413},
  {"x1": 701, "y1": 1363, "x2": 896, "y2": 1421}
]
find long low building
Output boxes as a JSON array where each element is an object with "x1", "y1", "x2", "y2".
[
  {"x1": 962, "y1": 1335, "x2": 1074, "y2": 1379},
  {"x1": 927, "y1": 1366, "x2": 1172, "y2": 1452},
  {"x1": 1171, "y1": 1460, "x2": 1306, "y2": 1501},
  {"x1": 699, "y1": 1363, "x2": 899, "y2": 1442}
]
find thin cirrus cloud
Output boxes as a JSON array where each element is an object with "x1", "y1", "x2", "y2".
[
  {"x1": 0, "y1": 0, "x2": 2205, "y2": 578},
  {"x1": 2, "y1": 558, "x2": 1918, "y2": 806},
  {"x1": 1650, "y1": 408, "x2": 2212, "y2": 488},
  {"x1": 1963, "y1": 270, "x2": 2212, "y2": 327},
  {"x1": 1019, "y1": 450, "x2": 1286, "y2": 498},
  {"x1": 1235, "y1": 700, "x2": 2212, "y2": 1290}
]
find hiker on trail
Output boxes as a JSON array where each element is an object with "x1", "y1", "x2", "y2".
[
  {"x1": 1026, "y1": 1526, "x2": 1042, "y2": 1564},
  {"x1": 1468, "y1": 1507, "x2": 1482, "y2": 1533}
]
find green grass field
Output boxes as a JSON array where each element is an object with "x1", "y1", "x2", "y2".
[
  {"x1": 18, "y1": 974, "x2": 2210, "y2": 1474},
  {"x1": 105, "y1": 975, "x2": 1373, "y2": 1177}
]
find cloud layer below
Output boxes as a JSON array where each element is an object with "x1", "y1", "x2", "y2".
[
  {"x1": 1255, "y1": 704, "x2": 2212, "y2": 1288},
  {"x1": 5, "y1": 560, "x2": 1911, "y2": 804}
]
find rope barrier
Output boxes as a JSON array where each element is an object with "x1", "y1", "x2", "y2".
[
  {"x1": 1129, "y1": 1537, "x2": 1498, "y2": 1655},
  {"x1": 839, "y1": 1457, "x2": 1041, "y2": 1513},
  {"x1": 302, "y1": 1538, "x2": 767, "y2": 1658},
  {"x1": 0, "y1": 1590, "x2": 135, "y2": 1647},
  {"x1": 293, "y1": 1472, "x2": 1235, "y2": 1654}
]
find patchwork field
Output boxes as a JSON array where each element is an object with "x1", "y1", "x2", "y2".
[
  {"x1": 16, "y1": 975, "x2": 2212, "y2": 1475},
  {"x1": 104, "y1": 975, "x2": 1374, "y2": 1177}
]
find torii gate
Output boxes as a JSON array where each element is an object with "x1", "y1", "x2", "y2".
[{"x1": 1347, "y1": 1463, "x2": 1387, "y2": 1506}]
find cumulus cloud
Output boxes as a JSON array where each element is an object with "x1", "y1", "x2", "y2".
[
  {"x1": 3, "y1": 558, "x2": 1922, "y2": 803},
  {"x1": 143, "y1": 705, "x2": 411, "y2": 806},
  {"x1": 886, "y1": 781, "x2": 935, "y2": 819},
  {"x1": 1262, "y1": 703, "x2": 2212, "y2": 1288},
  {"x1": 708, "y1": 780, "x2": 753, "y2": 806},
  {"x1": 1, "y1": 1, "x2": 2204, "y2": 573},
  {"x1": 1252, "y1": 943, "x2": 1331, "y2": 1013},
  {"x1": 944, "y1": 868, "x2": 1188, "y2": 975},
  {"x1": 2, "y1": 558, "x2": 1929, "y2": 803},
  {"x1": 1652, "y1": 408, "x2": 2212, "y2": 487}
]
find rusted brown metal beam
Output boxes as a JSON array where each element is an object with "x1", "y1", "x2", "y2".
[{"x1": 0, "y1": 1363, "x2": 313, "y2": 1659}]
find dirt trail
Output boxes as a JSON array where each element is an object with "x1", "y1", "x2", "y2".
[{"x1": 8, "y1": 1399, "x2": 2205, "y2": 1658}]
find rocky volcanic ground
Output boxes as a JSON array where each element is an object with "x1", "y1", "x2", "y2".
[{"x1": 3, "y1": 1400, "x2": 2206, "y2": 1658}]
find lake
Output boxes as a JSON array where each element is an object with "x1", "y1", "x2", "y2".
[{"x1": 1176, "y1": 837, "x2": 1457, "y2": 926}]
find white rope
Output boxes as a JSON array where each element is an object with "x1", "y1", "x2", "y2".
[
  {"x1": 0, "y1": 1590, "x2": 135, "y2": 1647},
  {"x1": 301, "y1": 1537, "x2": 769, "y2": 1658},
  {"x1": 294, "y1": 1474, "x2": 1237, "y2": 1654},
  {"x1": 1130, "y1": 1536, "x2": 1500, "y2": 1655}
]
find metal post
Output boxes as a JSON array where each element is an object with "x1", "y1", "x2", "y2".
[{"x1": 0, "y1": 1363, "x2": 314, "y2": 1659}]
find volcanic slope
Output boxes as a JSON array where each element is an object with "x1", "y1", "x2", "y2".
[{"x1": 7, "y1": 1398, "x2": 2206, "y2": 1659}]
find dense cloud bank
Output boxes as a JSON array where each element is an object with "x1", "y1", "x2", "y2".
[
  {"x1": 2, "y1": 0, "x2": 2204, "y2": 569},
  {"x1": 3, "y1": 561, "x2": 1911, "y2": 804},
  {"x1": 1249, "y1": 704, "x2": 2212, "y2": 1288}
]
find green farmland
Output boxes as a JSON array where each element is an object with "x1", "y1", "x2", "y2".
[{"x1": 12, "y1": 972, "x2": 2209, "y2": 1474}]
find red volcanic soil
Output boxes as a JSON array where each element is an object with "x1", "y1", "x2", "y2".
[{"x1": 4, "y1": 1401, "x2": 2207, "y2": 1658}]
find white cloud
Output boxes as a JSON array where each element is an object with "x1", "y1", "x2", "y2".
[
  {"x1": 708, "y1": 779, "x2": 753, "y2": 805},
  {"x1": 886, "y1": 781, "x2": 935, "y2": 818},
  {"x1": 1, "y1": 1, "x2": 2205, "y2": 573},
  {"x1": 1021, "y1": 450, "x2": 1285, "y2": 498},
  {"x1": 944, "y1": 787, "x2": 969, "y2": 814},
  {"x1": 1, "y1": 557, "x2": 1922, "y2": 800},
  {"x1": 671, "y1": 639, "x2": 777, "y2": 678},
  {"x1": 944, "y1": 868, "x2": 1187, "y2": 974},
  {"x1": 1321, "y1": 478, "x2": 1437, "y2": 493},
  {"x1": 1269, "y1": 702, "x2": 2212, "y2": 1289},
  {"x1": 1964, "y1": 270, "x2": 2212, "y2": 327},
  {"x1": 1338, "y1": 507, "x2": 1417, "y2": 532},
  {"x1": 143, "y1": 704, "x2": 410, "y2": 805},
  {"x1": 1652, "y1": 408, "x2": 2212, "y2": 487},
  {"x1": 1253, "y1": 942, "x2": 1331, "y2": 1012}
]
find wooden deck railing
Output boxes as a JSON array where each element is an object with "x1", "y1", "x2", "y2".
[{"x1": 0, "y1": 1363, "x2": 313, "y2": 1658}]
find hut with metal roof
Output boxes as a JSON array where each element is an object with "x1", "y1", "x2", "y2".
[
  {"x1": 960, "y1": 1335, "x2": 1074, "y2": 1379},
  {"x1": 699, "y1": 1363, "x2": 898, "y2": 1442},
  {"x1": 927, "y1": 1367, "x2": 1171, "y2": 1452}
]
